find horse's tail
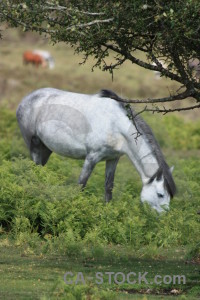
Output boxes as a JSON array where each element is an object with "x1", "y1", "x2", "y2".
[
  {"x1": 100, "y1": 89, "x2": 122, "y2": 101},
  {"x1": 99, "y1": 89, "x2": 125, "y2": 109}
]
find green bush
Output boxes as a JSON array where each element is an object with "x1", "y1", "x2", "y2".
[
  {"x1": 0, "y1": 156, "x2": 199, "y2": 251},
  {"x1": 146, "y1": 113, "x2": 200, "y2": 150},
  {"x1": 0, "y1": 108, "x2": 199, "y2": 254}
]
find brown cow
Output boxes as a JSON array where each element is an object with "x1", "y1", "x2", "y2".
[{"x1": 23, "y1": 51, "x2": 47, "y2": 68}]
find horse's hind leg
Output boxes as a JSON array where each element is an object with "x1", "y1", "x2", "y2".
[
  {"x1": 105, "y1": 158, "x2": 119, "y2": 202},
  {"x1": 30, "y1": 136, "x2": 52, "y2": 166},
  {"x1": 78, "y1": 153, "x2": 101, "y2": 189}
]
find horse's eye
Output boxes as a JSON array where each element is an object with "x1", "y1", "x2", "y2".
[{"x1": 157, "y1": 193, "x2": 164, "y2": 198}]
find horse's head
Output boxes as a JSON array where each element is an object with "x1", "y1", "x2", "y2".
[{"x1": 140, "y1": 166, "x2": 175, "y2": 213}]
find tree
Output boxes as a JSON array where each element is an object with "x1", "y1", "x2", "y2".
[{"x1": 1, "y1": 0, "x2": 200, "y2": 113}]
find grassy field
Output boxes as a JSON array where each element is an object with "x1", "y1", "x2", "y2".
[
  {"x1": 0, "y1": 28, "x2": 199, "y2": 118},
  {"x1": 0, "y1": 28, "x2": 200, "y2": 299},
  {"x1": 0, "y1": 240, "x2": 199, "y2": 300}
]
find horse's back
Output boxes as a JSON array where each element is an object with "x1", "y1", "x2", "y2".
[
  {"x1": 17, "y1": 88, "x2": 130, "y2": 158},
  {"x1": 18, "y1": 87, "x2": 125, "y2": 117}
]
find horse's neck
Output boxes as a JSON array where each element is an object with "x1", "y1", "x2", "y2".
[{"x1": 124, "y1": 124, "x2": 159, "y2": 184}]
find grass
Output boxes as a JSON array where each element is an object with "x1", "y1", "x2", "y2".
[{"x1": 0, "y1": 239, "x2": 199, "y2": 300}]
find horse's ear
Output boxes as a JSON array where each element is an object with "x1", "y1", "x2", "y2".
[{"x1": 170, "y1": 166, "x2": 174, "y2": 173}]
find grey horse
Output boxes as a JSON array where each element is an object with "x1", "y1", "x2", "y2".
[{"x1": 16, "y1": 88, "x2": 176, "y2": 212}]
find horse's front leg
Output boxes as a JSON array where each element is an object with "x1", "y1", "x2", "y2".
[
  {"x1": 78, "y1": 153, "x2": 101, "y2": 189},
  {"x1": 105, "y1": 158, "x2": 119, "y2": 202}
]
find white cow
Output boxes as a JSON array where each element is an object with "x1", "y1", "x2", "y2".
[{"x1": 33, "y1": 50, "x2": 55, "y2": 69}]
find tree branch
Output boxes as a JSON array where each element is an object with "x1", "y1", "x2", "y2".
[
  {"x1": 65, "y1": 18, "x2": 113, "y2": 31},
  {"x1": 45, "y1": 2, "x2": 105, "y2": 15},
  {"x1": 103, "y1": 57, "x2": 126, "y2": 72},
  {"x1": 170, "y1": 49, "x2": 192, "y2": 89},
  {"x1": 103, "y1": 43, "x2": 183, "y2": 84},
  {"x1": 144, "y1": 103, "x2": 200, "y2": 114},
  {"x1": 114, "y1": 89, "x2": 196, "y2": 104}
]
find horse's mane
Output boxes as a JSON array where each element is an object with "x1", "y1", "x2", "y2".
[{"x1": 99, "y1": 89, "x2": 176, "y2": 198}]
